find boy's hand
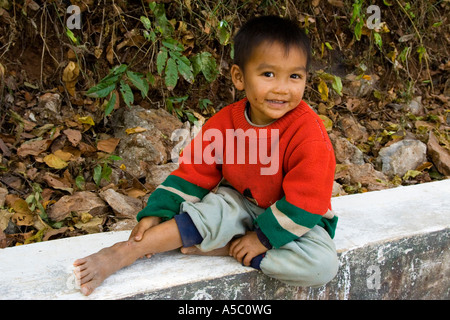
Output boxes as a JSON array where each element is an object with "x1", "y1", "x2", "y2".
[
  {"x1": 129, "y1": 216, "x2": 161, "y2": 241},
  {"x1": 129, "y1": 216, "x2": 161, "y2": 258},
  {"x1": 229, "y1": 231, "x2": 268, "y2": 266}
]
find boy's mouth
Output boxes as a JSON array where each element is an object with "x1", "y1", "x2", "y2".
[{"x1": 266, "y1": 99, "x2": 288, "y2": 107}]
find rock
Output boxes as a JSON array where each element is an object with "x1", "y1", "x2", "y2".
[
  {"x1": 38, "y1": 93, "x2": 61, "y2": 114},
  {"x1": 35, "y1": 93, "x2": 64, "y2": 123},
  {"x1": 329, "y1": 133, "x2": 365, "y2": 165},
  {"x1": 338, "y1": 114, "x2": 368, "y2": 143},
  {"x1": 427, "y1": 132, "x2": 450, "y2": 176},
  {"x1": 47, "y1": 191, "x2": 109, "y2": 222},
  {"x1": 343, "y1": 73, "x2": 379, "y2": 97},
  {"x1": 332, "y1": 181, "x2": 347, "y2": 196},
  {"x1": 377, "y1": 139, "x2": 427, "y2": 177},
  {"x1": 108, "y1": 219, "x2": 138, "y2": 232},
  {"x1": 99, "y1": 189, "x2": 143, "y2": 219},
  {"x1": 406, "y1": 96, "x2": 423, "y2": 115},
  {"x1": 335, "y1": 163, "x2": 389, "y2": 191},
  {"x1": 145, "y1": 163, "x2": 179, "y2": 188},
  {"x1": 111, "y1": 106, "x2": 183, "y2": 178}
]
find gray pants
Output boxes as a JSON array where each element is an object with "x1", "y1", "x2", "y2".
[{"x1": 180, "y1": 186, "x2": 339, "y2": 287}]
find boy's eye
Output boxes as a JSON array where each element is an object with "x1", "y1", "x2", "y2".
[
  {"x1": 290, "y1": 74, "x2": 302, "y2": 79},
  {"x1": 263, "y1": 72, "x2": 274, "y2": 78}
]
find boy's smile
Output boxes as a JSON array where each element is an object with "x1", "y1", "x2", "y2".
[{"x1": 231, "y1": 41, "x2": 308, "y2": 126}]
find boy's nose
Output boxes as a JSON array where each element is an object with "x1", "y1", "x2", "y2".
[{"x1": 272, "y1": 82, "x2": 289, "y2": 95}]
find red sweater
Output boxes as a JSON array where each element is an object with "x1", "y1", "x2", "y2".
[{"x1": 137, "y1": 98, "x2": 337, "y2": 248}]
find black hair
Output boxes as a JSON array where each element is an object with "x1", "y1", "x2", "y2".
[{"x1": 233, "y1": 15, "x2": 311, "y2": 71}]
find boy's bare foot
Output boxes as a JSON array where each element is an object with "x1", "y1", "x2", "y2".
[
  {"x1": 180, "y1": 244, "x2": 230, "y2": 256},
  {"x1": 73, "y1": 241, "x2": 138, "y2": 296},
  {"x1": 72, "y1": 218, "x2": 183, "y2": 296}
]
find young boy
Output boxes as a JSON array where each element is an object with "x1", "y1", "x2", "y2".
[{"x1": 73, "y1": 15, "x2": 339, "y2": 296}]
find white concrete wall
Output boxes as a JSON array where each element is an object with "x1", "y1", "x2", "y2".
[{"x1": 0, "y1": 180, "x2": 449, "y2": 300}]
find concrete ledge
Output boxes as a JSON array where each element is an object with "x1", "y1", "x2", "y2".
[{"x1": 1, "y1": 180, "x2": 449, "y2": 300}]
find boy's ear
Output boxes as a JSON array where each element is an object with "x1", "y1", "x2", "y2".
[{"x1": 231, "y1": 64, "x2": 245, "y2": 91}]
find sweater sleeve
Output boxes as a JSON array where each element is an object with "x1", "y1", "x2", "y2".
[{"x1": 254, "y1": 138, "x2": 337, "y2": 248}]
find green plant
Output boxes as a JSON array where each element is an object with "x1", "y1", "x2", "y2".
[
  {"x1": 93, "y1": 155, "x2": 122, "y2": 186},
  {"x1": 350, "y1": 1, "x2": 385, "y2": 50},
  {"x1": 25, "y1": 183, "x2": 47, "y2": 220},
  {"x1": 147, "y1": 2, "x2": 219, "y2": 90},
  {"x1": 198, "y1": 98, "x2": 213, "y2": 111},
  {"x1": 316, "y1": 71, "x2": 343, "y2": 101},
  {"x1": 85, "y1": 64, "x2": 149, "y2": 116},
  {"x1": 350, "y1": 0, "x2": 365, "y2": 41},
  {"x1": 156, "y1": 38, "x2": 194, "y2": 90}
]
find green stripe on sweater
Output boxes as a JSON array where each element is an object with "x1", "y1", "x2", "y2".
[
  {"x1": 136, "y1": 174, "x2": 210, "y2": 221},
  {"x1": 255, "y1": 197, "x2": 337, "y2": 248}
]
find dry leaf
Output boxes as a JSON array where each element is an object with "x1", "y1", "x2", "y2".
[
  {"x1": 43, "y1": 172, "x2": 73, "y2": 193},
  {"x1": 12, "y1": 199, "x2": 31, "y2": 214},
  {"x1": 0, "y1": 62, "x2": 5, "y2": 78},
  {"x1": 77, "y1": 115, "x2": 95, "y2": 126},
  {"x1": 126, "y1": 188, "x2": 147, "y2": 198},
  {"x1": 97, "y1": 137, "x2": 120, "y2": 153},
  {"x1": 42, "y1": 227, "x2": 68, "y2": 241},
  {"x1": 53, "y1": 149, "x2": 74, "y2": 161},
  {"x1": 125, "y1": 127, "x2": 147, "y2": 135},
  {"x1": 319, "y1": 115, "x2": 333, "y2": 132},
  {"x1": 318, "y1": 79, "x2": 329, "y2": 102},
  {"x1": 17, "y1": 139, "x2": 52, "y2": 157},
  {"x1": 12, "y1": 211, "x2": 34, "y2": 226},
  {"x1": 327, "y1": 0, "x2": 344, "y2": 7},
  {"x1": 63, "y1": 128, "x2": 82, "y2": 147},
  {"x1": 0, "y1": 209, "x2": 14, "y2": 231},
  {"x1": 44, "y1": 154, "x2": 68, "y2": 169},
  {"x1": 79, "y1": 212, "x2": 93, "y2": 223},
  {"x1": 78, "y1": 142, "x2": 97, "y2": 154},
  {"x1": 74, "y1": 216, "x2": 104, "y2": 234},
  {"x1": 106, "y1": 42, "x2": 115, "y2": 65},
  {"x1": 62, "y1": 61, "x2": 80, "y2": 96}
]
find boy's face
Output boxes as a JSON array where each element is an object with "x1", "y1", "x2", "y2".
[{"x1": 231, "y1": 41, "x2": 308, "y2": 126}]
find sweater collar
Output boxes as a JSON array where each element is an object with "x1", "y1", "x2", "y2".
[{"x1": 232, "y1": 98, "x2": 309, "y2": 131}]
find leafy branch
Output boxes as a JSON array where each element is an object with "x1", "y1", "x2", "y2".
[{"x1": 85, "y1": 64, "x2": 149, "y2": 116}]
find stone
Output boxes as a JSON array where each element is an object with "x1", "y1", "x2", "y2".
[
  {"x1": 427, "y1": 131, "x2": 450, "y2": 176},
  {"x1": 34, "y1": 93, "x2": 65, "y2": 124},
  {"x1": 406, "y1": 96, "x2": 423, "y2": 115},
  {"x1": 111, "y1": 106, "x2": 183, "y2": 178},
  {"x1": 343, "y1": 73, "x2": 379, "y2": 97},
  {"x1": 329, "y1": 133, "x2": 365, "y2": 165},
  {"x1": 38, "y1": 92, "x2": 61, "y2": 114},
  {"x1": 338, "y1": 114, "x2": 368, "y2": 143},
  {"x1": 377, "y1": 139, "x2": 427, "y2": 177},
  {"x1": 335, "y1": 163, "x2": 389, "y2": 191},
  {"x1": 108, "y1": 218, "x2": 138, "y2": 232},
  {"x1": 332, "y1": 181, "x2": 347, "y2": 196},
  {"x1": 47, "y1": 191, "x2": 109, "y2": 222},
  {"x1": 145, "y1": 163, "x2": 179, "y2": 188},
  {"x1": 99, "y1": 188, "x2": 143, "y2": 219}
]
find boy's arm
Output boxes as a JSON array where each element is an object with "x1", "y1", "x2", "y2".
[{"x1": 254, "y1": 139, "x2": 337, "y2": 249}]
